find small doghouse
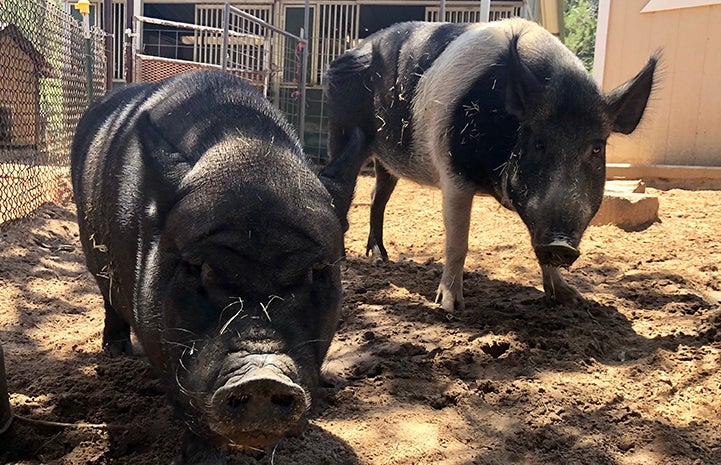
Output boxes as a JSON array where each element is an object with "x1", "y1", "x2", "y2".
[{"x1": 0, "y1": 23, "x2": 53, "y2": 153}]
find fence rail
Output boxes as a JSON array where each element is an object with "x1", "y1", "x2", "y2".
[{"x1": 0, "y1": 0, "x2": 106, "y2": 225}]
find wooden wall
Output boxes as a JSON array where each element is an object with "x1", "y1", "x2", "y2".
[{"x1": 595, "y1": 0, "x2": 721, "y2": 167}]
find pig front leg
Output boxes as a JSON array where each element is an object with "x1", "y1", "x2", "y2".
[
  {"x1": 366, "y1": 160, "x2": 399, "y2": 261},
  {"x1": 541, "y1": 265, "x2": 584, "y2": 306},
  {"x1": 435, "y1": 183, "x2": 475, "y2": 312},
  {"x1": 102, "y1": 301, "x2": 133, "y2": 356}
]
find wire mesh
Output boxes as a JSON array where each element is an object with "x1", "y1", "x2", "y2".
[{"x1": 0, "y1": 0, "x2": 106, "y2": 224}]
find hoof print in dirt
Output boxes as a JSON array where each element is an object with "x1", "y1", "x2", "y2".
[{"x1": 480, "y1": 341, "x2": 511, "y2": 359}]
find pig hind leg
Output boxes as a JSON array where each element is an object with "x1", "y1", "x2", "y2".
[
  {"x1": 366, "y1": 160, "x2": 399, "y2": 261},
  {"x1": 541, "y1": 265, "x2": 583, "y2": 306},
  {"x1": 102, "y1": 300, "x2": 132, "y2": 356},
  {"x1": 88, "y1": 258, "x2": 133, "y2": 356}
]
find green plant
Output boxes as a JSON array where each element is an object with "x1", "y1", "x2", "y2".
[{"x1": 564, "y1": 0, "x2": 598, "y2": 71}]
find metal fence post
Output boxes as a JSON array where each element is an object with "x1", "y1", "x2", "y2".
[
  {"x1": 85, "y1": 39, "x2": 94, "y2": 103},
  {"x1": 125, "y1": 0, "x2": 134, "y2": 83},
  {"x1": 0, "y1": 345, "x2": 12, "y2": 435},
  {"x1": 104, "y1": 0, "x2": 113, "y2": 89},
  {"x1": 298, "y1": 0, "x2": 310, "y2": 146},
  {"x1": 222, "y1": 3, "x2": 230, "y2": 72},
  {"x1": 75, "y1": 0, "x2": 94, "y2": 103}
]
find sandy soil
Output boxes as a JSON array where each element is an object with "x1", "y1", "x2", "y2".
[{"x1": 1, "y1": 174, "x2": 720, "y2": 465}]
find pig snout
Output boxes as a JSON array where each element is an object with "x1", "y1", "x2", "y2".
[
  {"x1": 534, "y1": 240, "x2": 580, "y2": 268},
  {"x1": 209, "y1": 365, "x2": 309, "y2": 447}
]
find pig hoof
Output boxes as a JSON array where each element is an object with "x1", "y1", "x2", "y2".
[
  {"x1": 435, "y1": 287, "x2": 465, "y2": 312},
  {"x1": 366, "y1": 242, "x2": 389, "y2": 262},
  {"x1": 541, "y1": 266, "x2": 584, "y2": 307},
  {"x1": 544, "y1": 285, "x2": 584, "y2": 307},
  {"x1": 104, "y1": 339, "x2": 133, "y2": 357},
  {"x1": 320, "y1": 372, "x2": 344, "y2": 388}
]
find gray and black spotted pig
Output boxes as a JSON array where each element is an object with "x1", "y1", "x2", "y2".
[
  {"x1": 71, "y1": 70, "x2": 365, "y2": 464},
  {"x1": 325, "y1": 18, "x2": 657, "y2": 311}
]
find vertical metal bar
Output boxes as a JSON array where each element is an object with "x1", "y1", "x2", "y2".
[
  {"x1": 216, "y1": 7, "x2": 222, "y2": 65},
  {"x1": 331, "y1": 4, "x2": 337, "y2": 69},
  {"x1": 318, "y1": 5, "x2": 325, "y2": 86},
  {"x1": 125, "y1": 0, "x2": 133, "y2": 82},
  {"x1": 349, "y1": 5, "x2": 354, "y2": 46},
  {"x1": 205, "y1": 8, "x2": 209, "y2": 63},
  {"x1": 206, "y1": 8, "x2": 211, "y2": 64},
  {"x1": 439, "y1": 0, "x2": 446, "y2": 21},
  {"x1": 104, "y1": 0, "x2": 112, "y2": 90},
  {"x1": 113, "y1": 3, "x2": 123, "y2": 80},
  {"x1": 211, "y1": 8, "x2": 216, "y2": 64},
  {"x1": 313, "y1": 4, "x2": 320, "y2": 86},
  {"x1": 299, "y1": 0, "x2": 310, "y2": 146},
  {"x1": 210, "y1": 8, "x2": 214, "y2": 63},
  {"x1": 0, "y1": 345, "x2": 13, "y2": 435},
  {"x1": 271, "y1": 4, "x2": 282, "y2": 106},
  {"x1": 480, "y1": 0, "x2": 491, "y2": 22},
  {"x1": 354, "y1": 3, "x2": 359, "y2": 47},
  {"x1": 322, "y1": 3, "x2": 327, "y2": 80},
  {"x1": 199, "y1": 8, "x2": 205, "y2": 63},
  {"x1": 193, "y1": 7, "x2": 199, "y2": 62},
  {"x1": 85, "y1": 38, "x2": 94, "y2": 103},
  {"x1": 222, "y1": 3, "x2": 230, "y2": 71},
  {"x1": 234, "y1": 12, "x2": 240, "y2": 72},
  {"x1": 342, "y1": 4, "x2": 347, "y2": 56},
  {"x1": 263, "y1": 37, "x2": 270, "y2": 96}
]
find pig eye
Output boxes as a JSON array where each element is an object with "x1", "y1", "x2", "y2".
[
  {"x1": 311, "y1": 263, "x2": 327, "y2": 277},
  {"x1": 534, "y1": 140, "x2": 545, "y2": 152},
  {"x1": 309, "y1": 263, "x2": 332, "y2": 284}
]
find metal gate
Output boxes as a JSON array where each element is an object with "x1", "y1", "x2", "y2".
[{"x1": 133, "y1": 4, "x2": 307, "y2": 141}]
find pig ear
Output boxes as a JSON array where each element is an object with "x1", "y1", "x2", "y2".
[
  {"x1": 605, "y1": 54, "x2": 659, "y2": 135},
  {"x1": 317, "y1": 128, "x2": 367, "y2": 232},
  {"x1": 136, "y1": 111, "x2": 193, "y2": 204},
  {"x1": 505, "y1": 35, "x2": 543, "y2": 120}
]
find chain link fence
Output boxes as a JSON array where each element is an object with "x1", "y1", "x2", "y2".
[{"x1": 0, "y1": 0, "x2": 106, "y2": 224}]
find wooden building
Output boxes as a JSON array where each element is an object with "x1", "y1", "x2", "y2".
[{"x1": 594, "y1": 0, "x2": 721, "y2": 185}]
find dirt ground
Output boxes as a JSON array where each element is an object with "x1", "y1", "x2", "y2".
[{"x1": 1, "y1": 174, "x2": 720, "y2": 465}]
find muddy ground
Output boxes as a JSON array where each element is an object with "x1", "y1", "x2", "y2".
[{"x1": 0, "y1": 174, "x2": 720, "y2": 465}]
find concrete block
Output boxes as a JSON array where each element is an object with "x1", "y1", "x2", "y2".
[
  {"x1": 591, "y1": 191, "x2": 659, "y2": 230},
  {"x1": 604, "y1": 179, "x2": 646, "y2": 194}
]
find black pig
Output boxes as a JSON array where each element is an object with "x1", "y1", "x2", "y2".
[
  {"x1": 71, "y1": 70, "x2": 365, "y2": 463},
  {"x1": 325, "y1": 18, "x2": 657, "y2": 311}
]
